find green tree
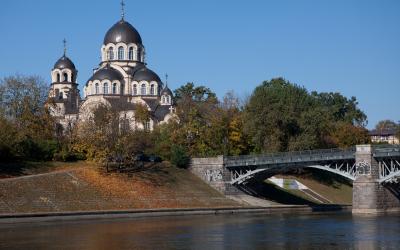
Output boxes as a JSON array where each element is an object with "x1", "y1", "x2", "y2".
[
  {"x1": 243, "y1": 78, "x2": 368, "y2": 153},
  {"x1": 243, "y1": 78, "x2": 317, "y2": 152},
  {"x1": 172, "y1": 82, "x2": 219, "y2": 157},
  {"x1": 311, "y1": 92, "x2": 367, "y2": 127}
]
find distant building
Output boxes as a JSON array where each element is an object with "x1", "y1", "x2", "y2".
[
  {"x1": 47, "y1": 4, "x2": 175, "y2": 131},
  {"x1": 369, "y1": 129, "x2": 399, "y2": 144}
]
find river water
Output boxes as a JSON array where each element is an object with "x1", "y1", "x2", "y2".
[{"x1": 1, "y1": 212, "x2": 399, "y2": 249}]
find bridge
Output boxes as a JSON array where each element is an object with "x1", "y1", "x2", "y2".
[{"x1": 189, "y1": 145, "x2": 400, "y2": 214}]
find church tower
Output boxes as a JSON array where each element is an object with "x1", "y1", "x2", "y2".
[{"x1": 48, "y1": 39, "x2": 80, "y2": 128}]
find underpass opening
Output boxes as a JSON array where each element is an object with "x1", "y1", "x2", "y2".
[{"x1": 231, "y1": 167, "x2": 354, "y2": 205}]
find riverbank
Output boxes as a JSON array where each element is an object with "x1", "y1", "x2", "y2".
[
  {"x1": 0, "y1": 162, "x2": 241, "y2": 214},
  {"x1": 0, "y1": 161, "x2": 354, "y2": 222},
  {"x1": 0, "y1": 204, "x2": 352, "y2": 223}
]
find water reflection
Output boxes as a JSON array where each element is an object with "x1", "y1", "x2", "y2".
[{"x1": 1, "y1": 213, "x2": 400, "y2": 249}]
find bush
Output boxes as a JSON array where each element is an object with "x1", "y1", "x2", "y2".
[
  {"x1": 37, "y1": 140, "x2": 59, "y2": 160},
  {"x1": 170, "y1": 145, "x2": 190, "y2": 168},
  {"x1": 53, "y1": 148, "x2": 85, "y2": 162},
  {"x1": 0, "y1": 145, "x2": 15, "y2": 162},
  {"x1": 14, "y1": 138, "x2": 59, "y2": 161}
]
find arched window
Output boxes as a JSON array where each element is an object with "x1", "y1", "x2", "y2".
[
  {"x1": 161, "y1": 96, "x2": 165, "y2": 104},
  {"x1": 113, "y1": 83, "x2": 117, "y2": 94},
  {"x1": 133, "y1": 84, "x2": 137, "y2": 95},
  {"x1": 141, "y1": 84, "x2": 146, "y2": 95},
  {"x1": 108, "y1": 47, "x2": 114, "y2": 60},
  {"x1": 128, "y1": 47, "x2": 134, "y2": 60},
  {"x1": 103, "y1": 82, "x2": 109, "y2": 94},
  {"x1": 118, "y1": 46, "x2": 124, "y2": 60},
  {"x1": 63, "y1": 73, "x2": 68, "y2": 82},
  {"x1": 150, "y1": 84, "x2": 155, "y2": 95},
  {"x1": 144, "y1": 120, "x2": 150, "y2": 131},
  {"x1": 59, "y1": 92, "x2": 63, "y2": 99},
  {"x1": 95, "y1": 83, "x2": 99, "y2": 94},
  {"x1": 56, "y1": 73, "x2": 60, "y2": 82},
  {"x1": 167, "y1": 96, "x2": 171, "y2": 104}
]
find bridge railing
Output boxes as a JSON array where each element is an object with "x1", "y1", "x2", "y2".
[
  {"x1": 225, "y1": 147, "x2": 356, "y2": 166},
  {"x1": 372, "y1": 145, "x2": 400, "y2": 158}
]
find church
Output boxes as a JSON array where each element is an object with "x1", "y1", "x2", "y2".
[{"x1": 48, "y1": 3, "x2": 175, "y2": 131}]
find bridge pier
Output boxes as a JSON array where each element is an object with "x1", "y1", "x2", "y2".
[
  {"x1": 353, "y1": 145, "x2": 400, "y2": 214},
  {"x1": 189, "y1": 156, "x2": 241, "y2": 196}
]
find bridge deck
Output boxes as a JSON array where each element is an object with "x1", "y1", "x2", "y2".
[
  {"x1": 225, "y1": 148, "x2": 356, "y2": 168},
  {"x1": 373, "y1": 145, "x2": 400, "y2": 158}
]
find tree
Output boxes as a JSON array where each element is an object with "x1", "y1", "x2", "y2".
[
  {"x1": 135, "y1": 103, "x2": 151, "y2": 129},
  {"x1": 329, "y1": 122, "x2": 370, "y2": 148},
  {"x1": 243, "y1": 78, "x2": 368, "y2": 153},
  {"x1": 375, "y1": 120, "x2": 398, "y2": 131},
  {"x1": 243, "y1": 78, "x2": 319, "y2": 153},
  {"x1": 0, "y1": 75, "x2": 57, "y2": 161},
  {"x1": 172, "y1": 82, "x2": 220, "y2": 157},
  {"x1": 72, "y1": 104, "x2": 121, "y2": 162},
  {"x1": 311, "y1": 92, "x2": 367, "y2": 127},
  {"x1": 0, "y1": 75, "x2": 49, "y2": 121}
]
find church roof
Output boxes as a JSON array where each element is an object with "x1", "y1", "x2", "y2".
[
  {"x1": 154, "y1": 105, "x2": 172, "y2": 122},
  {"x1": 88, "y1": 66, "x2": 123, "y2": 83},
  {"x1": 160, "y1": 85, "x2": 173, "y2": 96},
  {"x1": 53, "y1": 56, "x2": 76, "y2": 70},
  {"x1": 103, "y1": 20, "x2": 143, "y2": 45},
  {"x1": 132, "y1": 67, "x2": 161, "y2": 82}
]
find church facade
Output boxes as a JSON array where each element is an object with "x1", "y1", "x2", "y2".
[{"x1": 48, "y1": 12, "x2": 174, "y2": 131}]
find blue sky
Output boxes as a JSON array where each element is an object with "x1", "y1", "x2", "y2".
[{"x1": 1, "y1": 0, "x2": 399, "y2": 128}]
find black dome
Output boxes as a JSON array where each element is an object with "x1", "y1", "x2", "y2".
[
  {"x1": 132, "y1": 67, "x2": 161, "y2": 82},
  {"x1": 88, "y1": 67, "x2": 123, "y2": 83},
  {"x1": 103, "y1": 20, "x2": 142, "y2": 45},
  {"x1": 54, "y1": 56, "x2": 76, "y2": 70},
  {"x1": 161, "y1": 86, "x2": 173, "y2": 96}
]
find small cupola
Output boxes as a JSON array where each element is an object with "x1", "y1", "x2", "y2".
[
  {"x1": 160, "y1": 84, "x2": 173, "y2": 105},
  {"x1": 51, "y1": 39, "x2": 78, "y2": 83}
]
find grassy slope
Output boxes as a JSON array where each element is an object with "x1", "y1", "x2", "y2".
[
  {"x1": 0, "y1": 162, "x2": 240, "y2": 214},
  {"x1": 274, "y1": 170, "x2": 353, "y2": 204}
]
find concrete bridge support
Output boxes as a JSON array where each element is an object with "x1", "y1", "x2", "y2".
[
  {"x1": 189, "y1": 156, "x2": 241, "y2": 195},
  {"x1": 353, "y1": 145, "x2": 400, "y2": 214}
]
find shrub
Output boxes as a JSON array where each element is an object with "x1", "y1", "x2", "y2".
[
  {"x1": 0, "y1": 145, "x2": 14, "y2": 162},
  {"x1": 170, "y1": 145, "x2": 190, "y2": 168},
  {"x1": 14, "y1": 138, "x2": 59, "y2": 161}
]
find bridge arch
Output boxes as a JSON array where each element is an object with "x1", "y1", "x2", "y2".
[
  {"x1": 229, "y1": 163, "x2": 356, "y2": 185},
  {"x1": 379, "y1": 171, "x2": 400, "y2": 184}
]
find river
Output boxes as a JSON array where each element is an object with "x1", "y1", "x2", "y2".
[{"x1": 0, "y1": 212, "x2": 399, "y2": 249}]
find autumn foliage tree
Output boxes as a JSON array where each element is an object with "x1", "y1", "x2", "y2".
[{"x1": 0, "y1": 75, "x2": 57, "y2": 161}]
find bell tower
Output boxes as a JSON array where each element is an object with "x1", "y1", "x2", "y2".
[{"x1": 48, "y1": 39, "x2": 80, "y2": 122}]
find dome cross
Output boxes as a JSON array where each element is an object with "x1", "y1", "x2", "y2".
[
  {"x1": 121, "y1": 0, "x2": 125, "y2": 20},
  {"x1": 63, "y1": 38, "x2": 67, "y2": 56}
]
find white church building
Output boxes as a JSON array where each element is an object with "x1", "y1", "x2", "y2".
[{"x1": 48, "y1": 4, "x2": 175, "y2": 131}]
